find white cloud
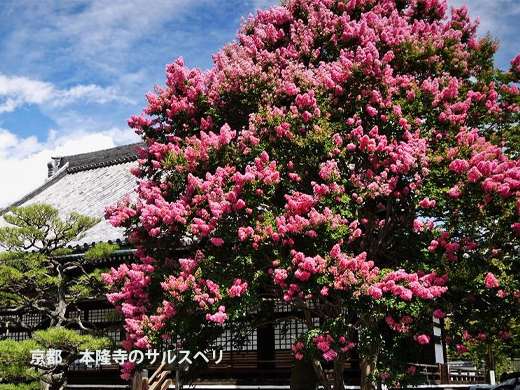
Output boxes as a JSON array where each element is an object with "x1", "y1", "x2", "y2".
[
  {"x1": 0, "y1": 73, "x2": 133, "y2": 113},
  {"x1": 0, "y1": 127, "x2": 140, "y2": 208},
  {"x1": 0, "y1": 75, "x2": 54, "y2": 113},
  {"x1": 2, "y1": 0, "x2": 205, "y2": 80},
  {"x1": 56, "y1": 84, "x2": 134, "y2": 106},
  {"x1": 0, "y1": 129, "x2": 41, "y2": 159}
]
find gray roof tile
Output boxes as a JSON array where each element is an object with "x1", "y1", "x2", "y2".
[{"x1": 0, "y1": 145, "x2": 141, "y2": 249}]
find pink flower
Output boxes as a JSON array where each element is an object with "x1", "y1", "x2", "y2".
[
  {"x1": 407, "y1": 366, "x2": 417, "y2": 375},
  {"x1": 366, "y1": 105, "x2": 378, "y2": 117},
  {"x1": 413, "y1": 219, "x2": 424, "y2": 232},
  {"x1": 319, "y1": 160, "x2": 340, "y2": 181},
  {"x1": 400, "y1": 289, "x2": 413, "y2": 301},
  {"x1": 419, "y1": 198, "x2": 436, "y2": 208},
  {"x1": 273, "y1": 269, "x2": 288, "y2": 284},
  {"x1": 511, "y1": 54, "x2": 520, "y2": 71},
  {"x1": 135, "y1": 336, "x2": 150, "y2": 349},
  {"x1": 210, "y1": 237, "x2": 225, "y2": 246},
  {"x1": 323, "y1": 349, "x2": 338, "y2": 361},
  {"x1": 499, "y1": 330, "x2": 511, "y2": 340},
  {"x1": 448, "y1": 186, "x2": 460, "y2": 198},
  {"x1": 456, "y1": 344, "x2": 469, "y2": 354},
  {"x1": 206, "y1": 306, "x2": 228, "y2": 323},
  {"x1": 317, "y1": 341, "x2": 330, "y2": 352},
  {"x1": 149, "y1": 227, "x2": 161, "y2": 237},
  {"x1": 467, "y1": 166, "x2": 483, "y2": 183},
  {"x1": 238, "y1": 226, "x2": 254, "y2": 241},
  {"x1": 433, "y1": 309, "x2": 446, "y2": 319},
  {"x1": 476, "y1": 333, "x2": 487, "y2": 341},
  {"x1": 416, "y1": 334, "x2": 430, "y2": 344},
  {"x1": 120, "y1": 361, "x2": 136, "y2": 380},
  {"x1": 484, "y1": 272, "x2": 499, "y2": 288},
  {"x1": 229, "y1": 278, "x2": 248, "y2": 297},
  {"x1": 449, "y1": 159, "x2": 470, "y2": 174},
  {"x1": 428, "y1": 240, "x2": 439, "y2": 252},
  {"x1": 368, "y1": 285, "x2": 383, "y2": 299}
]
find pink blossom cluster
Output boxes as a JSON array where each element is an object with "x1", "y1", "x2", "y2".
[
  {"x1": 415, "y1": 334, "x2": 431, "y2": 345},
  {"x1": 456, "y1": 344, "x2": 469, "y2": 354},
  {"x1": 385, "y1": 315, "x2": 414, "y2": 334},
  {"x1": 371, "y1": 270, "x2": 448, "y2": 301},
  {"x1": 428, "y1": 231, "x2": 473, "y2": 261},
  {"x1": 311, "y1": 334, "x2": 355, "y2": 362},
  {"x1": 446, "y1": 129, "x2": 520, "y2": 206},
  {"x1": 228, "y1": 278, "x2": 249, "y2": 297},
  {"x1": 104, "y1": 195, "x2": 136, "y2": 228},
  {"x1": 102, "y1": 260, "x2": 154, "y2": 351},
  {"x1": 206, "y1": 305, "x2": 228, "y2": 323},
  {"x1": 484, "y1": 272, "x2": 499, "y2": 289},
  {"x1": 291, "y1": 341, "x2": 305, "y2": 360},
  {"x1": 330, "y1": 249, "x2": 379, "y2": 291}
]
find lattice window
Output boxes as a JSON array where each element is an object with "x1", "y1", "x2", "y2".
[
  {"x1": 209, "y1": 324, "x2": 258, "y2": 352},
  {"x1": 107, "y1": 330, "x2": 122, "y2": 342},
  {"x1": 0, "y1": 314, "x2": 18, "y2": 325},
  {"x1": 275, "y1": 300, "x2": 292, "y2": 312},
  {"x1": 67, "y1": 310, "x2": 85, "y2": 321},
  {"x1": 88, "y1": 308, "x2": 115, "y2": 323},
  {"x1": 155, "y1": 336, "x2": 177, "y2": 353},
  {"x1": 234, "y1": 329, "x2": 257, "y2": 351},
  {"x1": 22, "y1": 313, "x2": 41, "y2": 327},
  {"x1": 274, "y1": 317, "x2": 319, "y2": 350},
  {"x1": 275, "y1": 299, "x2": 317, "y2": 312},
  {"x1": 5, "y1": 332, "x2": 28, "y2": 341},
  {"x1": 212, "y1": 328, "x2": 233, "y2": 351}
]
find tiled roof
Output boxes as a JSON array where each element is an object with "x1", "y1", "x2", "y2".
[
  {"x1": 0, "y1": 144, "x2": 143, "y2": 249},
  {"x1": 58, "y1": 143, "x2": 142, "y2": 173}
]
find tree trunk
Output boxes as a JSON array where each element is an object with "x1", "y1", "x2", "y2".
[
  {"x1": 333, "y1": 354, "x2": 345, "y2": 390},
  {"x1": 132, "y1": 371, "x2": 143, "y2": 390},
  {"x1": 360, "y1": 343, "x2": 378, "y2": 390},
  {"x1": 291, "y1": 358, "x2": 318, "y2": 390},
  {"x1": 312, "y1": 358, "x2": 332, "y2": 390},
  {"x1": 55, "y1": 379, "x2": 67, "y2": 390},
  {"x1": 41, "y1": 372, "x2": 66, "y2": 390},
  {"x1": 55, "y1": 264, "x2": 68, "y2": 328}
]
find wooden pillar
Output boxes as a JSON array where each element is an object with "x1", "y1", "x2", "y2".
[{"x1": 488, "y1": 344, "x2": 496, "y2": 385}]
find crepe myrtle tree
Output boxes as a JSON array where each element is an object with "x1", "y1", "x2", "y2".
[
  {"x1": 104, "y1": 0, "x2": 520, "y2": 389},
  {"x1": 0, "y1": 204, "x2": 115, "y2": 390}
]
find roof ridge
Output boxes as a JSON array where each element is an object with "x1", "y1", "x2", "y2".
[
  {"x1": 53, "y1": 142, "x2": 143, "y2": 161},
  {"x1": 57, "y1": 142, "x2": 144, "y2": 173},
  {"x1": 66, "y1": 155, "x2": 138, "y2": 173}
]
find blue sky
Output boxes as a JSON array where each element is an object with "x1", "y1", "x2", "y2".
[{"x1": 0, "y1": 0, "x2": 519, "y2": 207}]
